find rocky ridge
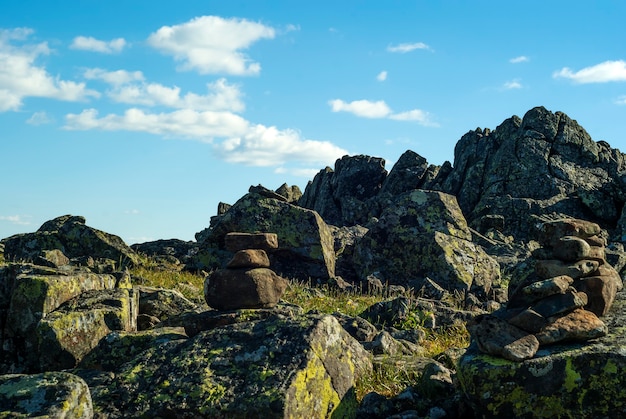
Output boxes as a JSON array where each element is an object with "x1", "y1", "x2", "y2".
[{"x1": 1, "y1": 106, "x2": 626, "y2": 417}]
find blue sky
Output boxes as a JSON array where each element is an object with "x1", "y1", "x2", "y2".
[{"x1": 2, "y1": 1, "x2": 626, "y2": 244}]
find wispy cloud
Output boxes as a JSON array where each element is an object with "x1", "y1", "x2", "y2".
[
  {"x1": 84, "y1": 69, "x2": 244, "y2": 112},
  {"x1": 377, "y1": 71, "x2": 388, "y2": 81},
  {"x1": 26, "y1": 111, "x2": 53, "y2": 125},
  {"x1": 0, "y1": 215, "x2": 31, "y2": 225},
  {"x1": 328, "y1": 99, "x2": 437, "y2": 126},
  {"x1": 553, "y1": 60, "x2": 626, "y2": 83},
  {"x1": 0, "y1": 28, "x2": 99, "y2": 112},
  {"x1": 387, "y1": 42, "x2": 431, "y2": 53},
  {"x1": 503, "y1": 79, "x2": 523, "y2": 89},
  {"x1": 147, "y1": 15, "x2": 275, "y2": 75},
  {"x1": 615, "y1": 95, "x2": 626, "y2": 105},
  {"x1": 70, "y1": 36, "x2": 126, "y2": 54},
  {"x1": 509, "y1": 56, "x2": 529, "y2": 64}
]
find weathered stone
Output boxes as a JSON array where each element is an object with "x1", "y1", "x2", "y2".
[
  {"x1": 530, "y1": 289, "x2": 587, "y2": 318},
  {"x1": 193, "y1": 190, "x2": 335, "y2": 281},
  {"x1": 37, "y1": 288, "x2": 139, "y2": 371},
  {"x1": 520, "y1": 275, "x2": 573, "y2": 303},
  {"x1": 3, "y1": 214, "x2": 139, "y2": 268},
  {"x1": 224, "y1": 232, "x2": 279, "y2": 253},
  {"x1": 35, "y1": 249, "x2": 70, "y2": 268},
  {"x1": 363, "y1": 331, "x2": 414, "y2": 356},
  {"x1": 537, "y1": 218, "x2": 602, "y2": 247},
  {"x1": 379, "y1": 150, "x2": 430, "y2": 196},
  {"x1": 275, "y1": 183, "x2": 302, "y2": 203},
  {"x1": 227, "y1": 249, "x2": 271, "y2": 269},
  {"x1": 88, "y1": 314, "x2": 372, "y2": 418},
  {"x1": 553, "y1": 236, "x2": 592, "y2": 262},
  {"x1": 507, "y1": 308, "x2": 548, "y2": 333},
  {"x1": 0, "y1": 372, "x2": 93, "y2": 418},
  {"x1": 535, "y1": 308, "x2": 607, "y2": 345},
  {"x1": 130, "y1": 238, "x2": 197, "y2": 265},
  {"x1": 333, "y1": 312, "x2": 379, "y2": 342},
  {"x1": 204, "y1": 268, "x2": 288, "y2": 310},
  {"x1": 458, "y1": 291, "x2": 626, "y2": 418},
  {"x1": 535, "y1": 259, "x2": 600, "y2": 280},
  {"x1": 575, "y1": 272, "x2": 621, "y2": 316},
  {"x1": 136, "y1": 286, "x2": 199, "y2": 322},
  {"x1": 353, "y1": 189, "x2": 500, "y2": 296},
  {"x1": 467, "y1": 314, "x2": 539, "y2": 361}
]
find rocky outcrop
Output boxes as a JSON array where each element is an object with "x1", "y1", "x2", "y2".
[
  {"x1": 458, "y1": 289, "x2": 626, "y2": 418},
  {"x1": 192, "y1": 186, "x2": 336, "y2": 281},
  {"x1": 352, "y1": 189, "x2": 501, "y2": 298},
  {"x1": 3, "y1": 215, "x2": 139, "y2": 270},
  {"x1": 131, "y1": 238, "x2": 197, "y2": 266}
]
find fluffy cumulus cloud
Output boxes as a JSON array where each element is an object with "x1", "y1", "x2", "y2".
[
  {"x1": 553, "y1": 60, "x2": 626, "y2": 83},
  {"x1": 147, "y1": 15, "x2": 275, "y2": 75},
  {"x1": 328, "y1": 99, "x2": 437, "y2": 126},
  {"x1": 0, "y1": 28, "x2": 99, "y2": 111},
  {"x1": 70, "y1": 36, "x2": 126, "y2": 53},
  {"x1": 387, "y1": 42, "x2": 431, "y2": 53}
]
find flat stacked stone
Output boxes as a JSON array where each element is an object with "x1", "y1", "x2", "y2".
[
  {"x1": 468, "y1": 218, "x2": 622, "y2": 361},
  {"x1": 204, "y1": 233, "x2": 288, "y2": 311}
]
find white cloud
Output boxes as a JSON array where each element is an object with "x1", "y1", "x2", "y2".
[
  {"x1": 63, "y1": 108, "x2": 348, "y2": 167},
  {"x1": 84, "y1": 68, "x2": 144, "y2": 86},
  {"x1": 509, "y1": 56, "x2": 529, "y2": 64},
  {"x1": 26, "y1": 111, "x2": 53, "y2": 125},
  {"x1": 0, "y1": 215, "x2": 31, "y2": 225},
  {"x1": 147, "y1": 15, "x2": 275, "y2": 75},
  {"x1": 503, "y1": 79, "x2": 523, "y2": 89},
  {"x1": 329, "y1": 98, "x2": 437, "y2": 126},
  {"x1": 329, "y1": 99, "x2": 392, "y2": 118},
  {"x1": 377, "y1": 71, "x2": 388, "y2": 81},
  {"x1": 71, "y1": 36, "x2": 126, "y2": 54},
  {"x1": 387, "y1": 42, "x2": 431, "y2": 53},
  {"x1": 0, "y1": 28, "x2": 100, "y2": 111},
  {"x1": 84, "y1": 68, "x2": 244, "y2": 112},
  {"x1": 553, "y1": 60, "x2": 626, "y2": 83}
]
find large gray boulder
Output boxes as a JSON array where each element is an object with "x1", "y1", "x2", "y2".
[
  {"x1": 352, "y1": 189, "x2": 500, "y2": 297},
  {"x1": 83, "y1": 313, "x2": 372, "y2": 418}
]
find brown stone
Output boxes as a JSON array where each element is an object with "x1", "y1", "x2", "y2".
[
  {"x1": 507, "y1": 308, "x2": 547, "y2": 334},
  {"x1": 521, "y1": 275, "x2": 573, "y2": 302},
  {"x1": 575, "y1": 272, "x2": 621, "y2": 316},
  {"x1": 224, "y1": 232, "x2": 279, "y2": 253},
  {"x1": 204, "y1": 268, "x2": 288, "y2": 310},
  {"x1": 552, "y1": 236, "x2": 591, "y2": 262},
  {"x1": 468, "y1": 315, "x2": 539, "y2": 361},
  {"x1": 585, "y1": 234, "x2": 608, "y2": 247},
  {"x1": 535, "y1": 259, "x2": 599, "y2": 280},
  {"x1": 531, "y1": 289, "x2": 587, "y2": 318},
  {"x1": 227, "y1": 249, "x2": 270, "y2": 269},
  {"x1": 535, "y1": 308, "x2": 607, "y2": 345},
  {"x1": 537, "y1": 219, "x2": 601, "y2": 247}
]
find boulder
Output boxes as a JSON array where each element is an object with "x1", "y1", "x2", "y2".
[
  {"x1": 224, "y1": 232, "x2": 278, "y2": 253},
  {"x1": 37, "y1": 288, "x2": 139, "y2": 371},
  {"x1": 130, "y1": 238, "x2": 198, "y2": 265},
  {"x1": 85, "y1": 313, "x2": 373, "y2": 418},
  {"x1": 0, "y1": 372, "x2": 93, "y2": 418},
  {"x1": 352, "y1": 189, "x2": 500, "y2": 297},
  {"x1": 136, "y1": 285, "x2": 199, "y2": 323},
  {"x1": 192, "y1": 186, "x2": 336, "y2": 281},
  {"x1": 3, "y1": 215, "x2": 139, "y2": 269},
  {"x1": 458, "y1": 290, "x2": 626, "y2": 418}
]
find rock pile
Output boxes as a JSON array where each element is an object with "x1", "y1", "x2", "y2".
[
  {"x1": 468, "y1": 218, "x2": 622, "y2": 361},
  {"x1": 204, "y1": 232, "x2": 288, "y2": 310}
]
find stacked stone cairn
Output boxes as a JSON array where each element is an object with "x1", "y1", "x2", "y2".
[
  {"x1": 469, "y1": 218, "x2": 623, "y2": 361},
  {"x1": 204, "y1": 232, "x2": 289, "y2": 310}
]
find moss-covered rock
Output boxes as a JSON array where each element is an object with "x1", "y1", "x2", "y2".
[
  {"x1": 90, "y1": 313, "x2": 372, "y2": 418},
  {"x1": 458, "y1": 290, "x2": 626, "y2": 417},
  {"x1": 36, "y1": 288, "x2": 139, "y2": 371},
  {"x1": 192, "y1": 187, "x2": 336, "y2": 281},
  {"x1": 0, "y1": 371, "x2": 93, "y2": 418},
  {"x1": 353, "y1": 190, "x2": 500, "y2": 296}
]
